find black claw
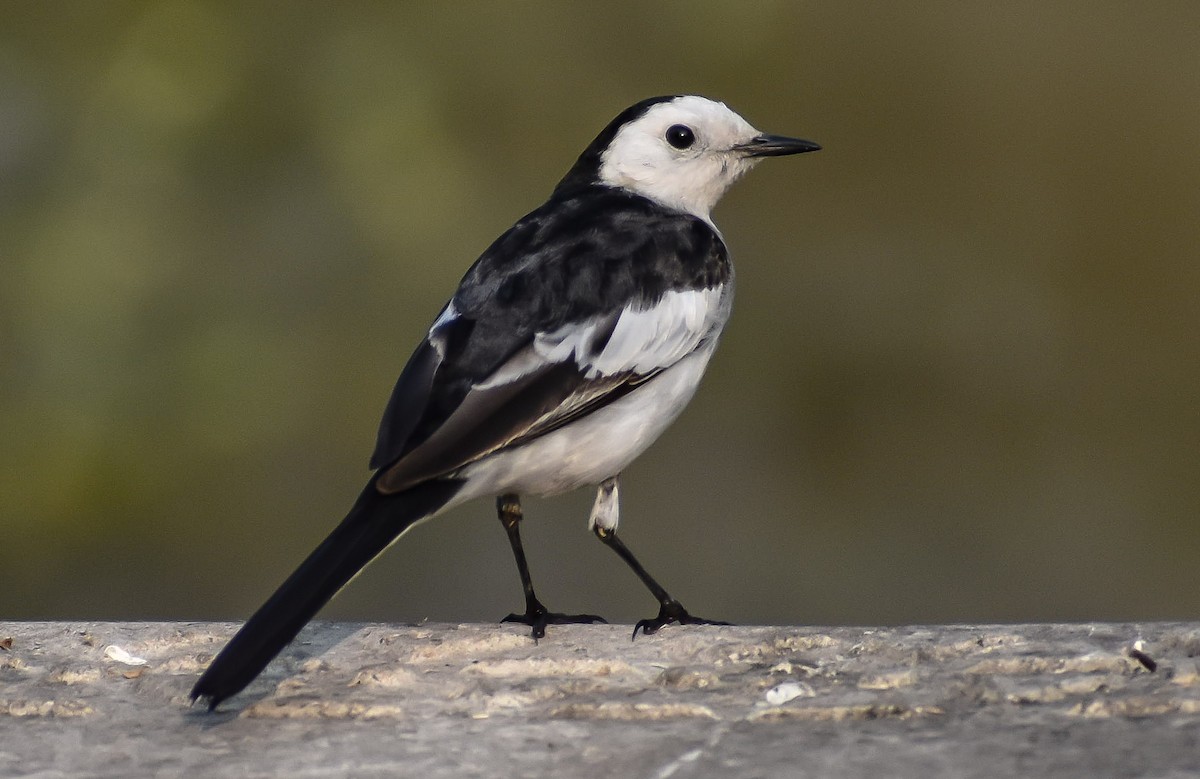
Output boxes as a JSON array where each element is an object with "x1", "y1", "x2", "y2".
[
  {"x1": 631, "y1": 600, "x2": 730, "y2": 640},
  {"x1": 502, "y1": 604, "x2": 607, "y2": 640}
]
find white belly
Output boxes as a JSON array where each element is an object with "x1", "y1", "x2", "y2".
[{"x1": 452, "y1": 341, "x2": 718, "y2": 501}]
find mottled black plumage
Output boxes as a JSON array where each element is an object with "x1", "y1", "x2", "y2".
[{"x1": 370, "y1": 187, "x2": 731, "y2": 479}]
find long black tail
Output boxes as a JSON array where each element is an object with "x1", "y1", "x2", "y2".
[{"x1": 190, "y1": 478, "x2": 463, "y2": 710}]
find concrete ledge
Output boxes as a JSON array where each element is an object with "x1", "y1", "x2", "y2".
[{"x1": 2, "y1": 621, "x2": 1199, "y2": 777}]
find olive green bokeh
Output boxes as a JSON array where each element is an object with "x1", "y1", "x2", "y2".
[{"x1": 3, "y1": 3, "x2": 1199, "y2": 626}]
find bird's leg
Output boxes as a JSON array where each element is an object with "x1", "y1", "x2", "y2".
[
  {"x1": 497, "y1": 493, "x2": 606, "y2": 640},
  {"x1": 590, "y1": 476, "x2": 730, "y2": 639}
]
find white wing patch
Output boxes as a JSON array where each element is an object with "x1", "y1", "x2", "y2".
[
  {"x1": 537, "y1": 285, "x2": 729, "y2": 378},
  {"x1": 474, "y1": 284, "x2": 730, "y2": 391}
]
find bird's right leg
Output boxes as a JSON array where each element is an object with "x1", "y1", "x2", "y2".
[
  {"x1": 589, "y1": 477, "x2": 730, "y2": 639},
  {"x1": 496, "y1": 493, "x2": 607, "y2": 640}
]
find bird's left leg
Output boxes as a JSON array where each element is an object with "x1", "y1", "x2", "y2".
[
  {"x1": 497, "y1": 493, "x2": 606, "y2": 640},
  {"x1": 590, "y1": 476, "x2": 730, "y2": 639}
]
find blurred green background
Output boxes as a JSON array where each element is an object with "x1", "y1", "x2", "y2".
[{"x1": 3, "y1": 2, "x2": 1198, "y2": 628}]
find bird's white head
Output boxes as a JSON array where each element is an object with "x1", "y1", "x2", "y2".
[{"x1": 589, "y1": 95, "x2": 820, "y2": 223}]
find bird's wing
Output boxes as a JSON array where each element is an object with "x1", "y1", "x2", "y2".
[{"x1": 369, "y1": 189, "x2": 732, "y2": 493}]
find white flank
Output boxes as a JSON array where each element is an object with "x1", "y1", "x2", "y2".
[
  {"x1": 535, "y1": 285, "x2": 730, "y2": 378},
  {"x1": 586, "y1": 285, "x2": 727, "y2": 375},
  {"x1": 476, "y1": 284, "x2": 730, "y2": 390},
  {"x1": 457, "y1": 341, "x2": 721, "y2": 498}
]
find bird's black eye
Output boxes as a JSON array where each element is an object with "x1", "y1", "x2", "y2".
[{"x1": 665, "y1": 124, "x2": 695, "y2": 149}]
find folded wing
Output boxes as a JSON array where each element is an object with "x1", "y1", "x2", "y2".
[
  {"x1": 368, "y1": 187, "x2": 732, "y2": 494},
  {"x1": 374, "y1": 285, "x2": 727, "y2": 494}
]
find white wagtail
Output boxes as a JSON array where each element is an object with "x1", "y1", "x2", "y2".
[{"x1": 191, "y1": 95, "x2": 819, "y2": 709}]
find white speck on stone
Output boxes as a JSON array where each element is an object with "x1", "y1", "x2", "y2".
[
  {"x1": 765, "y1": 681, "x2": 814, "y2": 705},
  {"x1": 104, "y1": 645, "x2": 147, "y2": 666}
]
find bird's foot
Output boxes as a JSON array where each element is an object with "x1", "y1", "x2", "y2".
[
  {"x1": 632, "y1": 600, "x2": 730, "y2": 640},
  {"x1": 502, "y1": 601, "x2": 607, "y2": 641}
]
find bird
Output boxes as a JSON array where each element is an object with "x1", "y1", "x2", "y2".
[{"x1": 190, "y1": 94, "x2": 819, "y2": 710}]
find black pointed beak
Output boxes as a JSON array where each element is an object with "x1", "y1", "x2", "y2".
[{"x1": 736, "y1": 134, "x2": 822, "y2": 158}]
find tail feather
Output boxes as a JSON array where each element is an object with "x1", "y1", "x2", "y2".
[{"x1": 190, "y1": 478, "x2": 463, "y2": 710}]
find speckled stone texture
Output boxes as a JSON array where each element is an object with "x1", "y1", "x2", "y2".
[{"x1": 1, "y1": 621, "x2": 1198, "y2": 777}]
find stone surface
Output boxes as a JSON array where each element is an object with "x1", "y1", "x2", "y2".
[{"x1": 1, "y1": 621, "x2": 1198, "y2": 777}]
